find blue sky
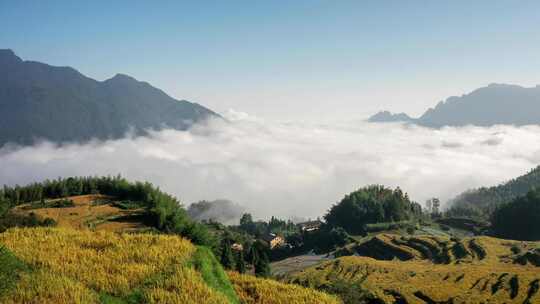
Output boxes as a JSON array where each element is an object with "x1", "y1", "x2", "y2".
[{"x1": 1, "y1": 1, "x2": 540, "y2": 119}]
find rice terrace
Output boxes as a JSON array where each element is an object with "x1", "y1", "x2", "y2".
[{"x1": 2, "y1": 2, "x2": 540, "y2": 303}]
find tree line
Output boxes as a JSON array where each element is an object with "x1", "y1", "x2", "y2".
[{"x1": 0, "y1": 176, "x2": 213, "y2": 246}]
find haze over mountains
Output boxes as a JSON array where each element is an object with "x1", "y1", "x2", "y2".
[
  {"x1": 0, "y1": 49, "x2": 218, "y2": 147},
  {"x1": 369, "y1": 83, "x2": 540, "y2": 127}
]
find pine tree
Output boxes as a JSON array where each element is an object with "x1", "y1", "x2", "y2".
[
  {"x1": 220, "y1": 239, "x2": 235, "y2": 270},
  {"x1": 254, "y1": 250, "x2": 270, "y2": 278},
  {"x1": 235, "y1": 250, "x2": 246, "y2": 274}
]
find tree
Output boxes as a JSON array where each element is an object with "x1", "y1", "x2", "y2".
[
  {"x1": 235, "y1": 250, "x2": 246, "y2": 274},
  {"x1": 329, "y1": 227, "x2": 350, "y2": 248},
  {"x1": 491, "y1": 189, "x2": 540, "y2": 241},
  {"x1": 220, "y1": 238, "x2": 235, "y2": 270},
  {"x1": 239, "y1": 213, "x2": 255, "y2": 233},
  {"x1": 325, "y1": 185, "x2": 421, "y2": 234},
  {"x1": 254, "y1": 250, "x2": 270, "y2": 278}
]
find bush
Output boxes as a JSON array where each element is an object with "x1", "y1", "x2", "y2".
[
  {"x1": 42, "y1": 217, "x2": 57, "y2": 227},
  {"x1": 112, "y1": 200, "x2": 144, "y2": 210},
  {"x1": 440, "y1": 225, "x2": 451, "y2": 231},
  {"x1": 51, "y1": 199, "x2": 75, "y2": 208},
  {"x1": 0, "y1": 212, "x2": 55, "y2": 232}
]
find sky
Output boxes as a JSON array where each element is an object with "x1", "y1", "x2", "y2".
[{"x1": 2, "y1": 1, "x2": 540, "y2": 120}]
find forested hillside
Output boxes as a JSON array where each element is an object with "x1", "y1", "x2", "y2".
[
  {"x1": 449, "y1": 166, "x2": 540, "y2": 215},
  {"x1": 325, "y1": 185, "x2": 423, "y2": 235},
  {"x1": 0, "y1": 49, "x2": 218, "y2": 147}
]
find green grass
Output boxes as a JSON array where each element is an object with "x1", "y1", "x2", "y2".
[
  {"x1": 0, "y1": 246, "x2": 30, "y2": 296},
  {"x1": 190, "y1": 246, "x2": 240, "y2": 304},
  {"x1": 99, "y1": 291, "x2": 143, "y2": 304}
]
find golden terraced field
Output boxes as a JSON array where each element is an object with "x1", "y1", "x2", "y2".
[
  {"x1": 13, "y1": 195, "x2": 147, "y2": 232},
  {"x1": 0, "y1": 227, "x2": 339, "y2": 304},
  {"x1": 287, "y1": 234, "x2": 540, "y2": 304}
]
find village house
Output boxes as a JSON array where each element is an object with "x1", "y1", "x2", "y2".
[
  {"x1": 231, "y1": 243, "x2": 244, "y2": 251},
  {"x1": 261, "y1": 233, "x2": 285, "y2": 249},
  {"x1": 298, "y1": 219, "x2": 323, "y2": 232}
]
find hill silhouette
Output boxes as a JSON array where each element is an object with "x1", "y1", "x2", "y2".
[
  {"x1": 0, "y1": 49, "x2": 219, "y2": 147},
  {"x1": 369, "y1": 83, "x2": 540, "y2": 127}
]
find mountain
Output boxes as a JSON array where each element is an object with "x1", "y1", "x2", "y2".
[
  {"x1": 0, "y1": 49, "x2": 219, "y2": 147},
  {"x1": 448, "y1": 165, "x2": 540, "y2": 215},
  {"x1": 368, "y1": 83, "x2": 540, "y2": 127},
  {"x1": 367, "y1": 111, "x2": 414, "y2": 123}
]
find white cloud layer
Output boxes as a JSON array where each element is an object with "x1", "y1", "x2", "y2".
[{"x1": 2, "y1": 111, "x2": 540, "y2": 220}]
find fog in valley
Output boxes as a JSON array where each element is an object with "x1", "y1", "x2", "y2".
[{"x1": 2, "y1": 111, "x2": 540, "y2": 220}]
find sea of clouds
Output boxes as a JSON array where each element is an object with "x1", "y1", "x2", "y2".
[{"x1": 1, "y1": 110, "x2": 540, "y2": 220}]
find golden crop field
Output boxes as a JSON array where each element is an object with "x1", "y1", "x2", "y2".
[
  {"x1": 0, "y1": 227, "x2": 229, "y2": 303},
  {"x1": 287, "y1": 234, "x2": 540, "y2": 304},
  {"x1": 228, "y1": 271, "x2": 341, "y2": 304},
  {"x1": 13, "y1": 194, "x2": 146, "y2": 232}
]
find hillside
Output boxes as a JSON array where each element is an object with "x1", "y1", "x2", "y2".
[
  {"x1": 449, "y1": 165, "x2": 540, "y2": 214},
  {"x1": 0, "y1": 227, "x2": 340, "y2": 304},
  {"x1": 0, "y1": 49, "x2": 219, "y2": 147},
  {"x1": 368, "y1": 83, "x2": 540, "y2": 127},
  {"x1": 287, "y1": 233, "x2": 540, "y2": 304},
  {"x1": 12, "y1": 194, "x2": 149, "y2": 233},
  {"x1": 0, "y1": 227, "x2": 236, "y2": 303}
]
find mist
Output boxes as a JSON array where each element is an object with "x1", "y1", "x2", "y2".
[{"x1": 1, "y1": 111, "x2": 540, "y2": 220}]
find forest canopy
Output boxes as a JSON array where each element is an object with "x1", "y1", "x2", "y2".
[
  {"x1": 490, "y1": 188, "x2": 540, "y2": 241},
  {"x1": 324, "y1": 185, "x2": 423, "y2": 235}
]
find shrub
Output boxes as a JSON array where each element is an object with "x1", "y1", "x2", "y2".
[{"x1": 51, "y1": 199, "x2": 75, "y2": 208}]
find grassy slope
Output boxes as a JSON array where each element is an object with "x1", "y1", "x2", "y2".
[
  {"x1": 0, "y1": 246, "x2": 29, "y2": 296},
  {"x1": 287, "y1": 234, "x2": 540, "y2": 304},
  {"x1": 191, "y1": 246, "x2": 240, "y2": 304}
]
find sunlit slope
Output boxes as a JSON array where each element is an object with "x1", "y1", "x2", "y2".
[
  {"x1": 288, "y1": 234, "x2": 540, "y2": 304},
  {"x1": 228, "y1": 272, "x2": 340, "y2": 304},
  {"x1": 0, "y1": 227, "x2": 234, "y2": 304},
  {"x1": 13, "y1": 194, "x2": 148, "y2": 232}
]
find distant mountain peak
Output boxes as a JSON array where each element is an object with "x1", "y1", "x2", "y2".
[
  {"x1": 368, "y1": 83, "x2": 540, "y2": 127},
  {"x1": 367, "y1": 111, "x2": 415, "y2": 123},
  {"x1": 107, "y1": 73, "x2": 138, "y2": 83},
  {"x1": 486, "y1": 83, "x2": 522, "y2": 89},
  {"x1": 0, "y1": 49, "x2": 22, "y2": 64}
]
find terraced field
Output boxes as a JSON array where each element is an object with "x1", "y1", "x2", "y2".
[
  {"x1": 0, "y1": 227, "x2": 340, "y2": 304},
  {"x1": 13, "y1": 195, "x2": 148, "y2": 233},
  {"x1": 0, "y1": 227, "x2": 235, "y2": 303},
  {"x1": 287, "y1": 234, "x2": 540, "y2": 303},
  {"x1": 228, "y1": 272, "x2": 340, "y2": 304}
]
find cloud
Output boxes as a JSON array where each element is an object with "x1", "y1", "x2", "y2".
[
  {"x1": 1, "y1": 112, "x2": 540, "y2": 220},
  {"x1": 187, "y1": 199, "x2": 246, "y2": 225}
]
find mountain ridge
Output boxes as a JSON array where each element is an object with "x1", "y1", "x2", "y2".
[
  {"x1": 0, "y1": 49, "x2": 220, "y2": 147},
  {"x1": 368, "y1": 83, "x2": 540, "y2": 127}
]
